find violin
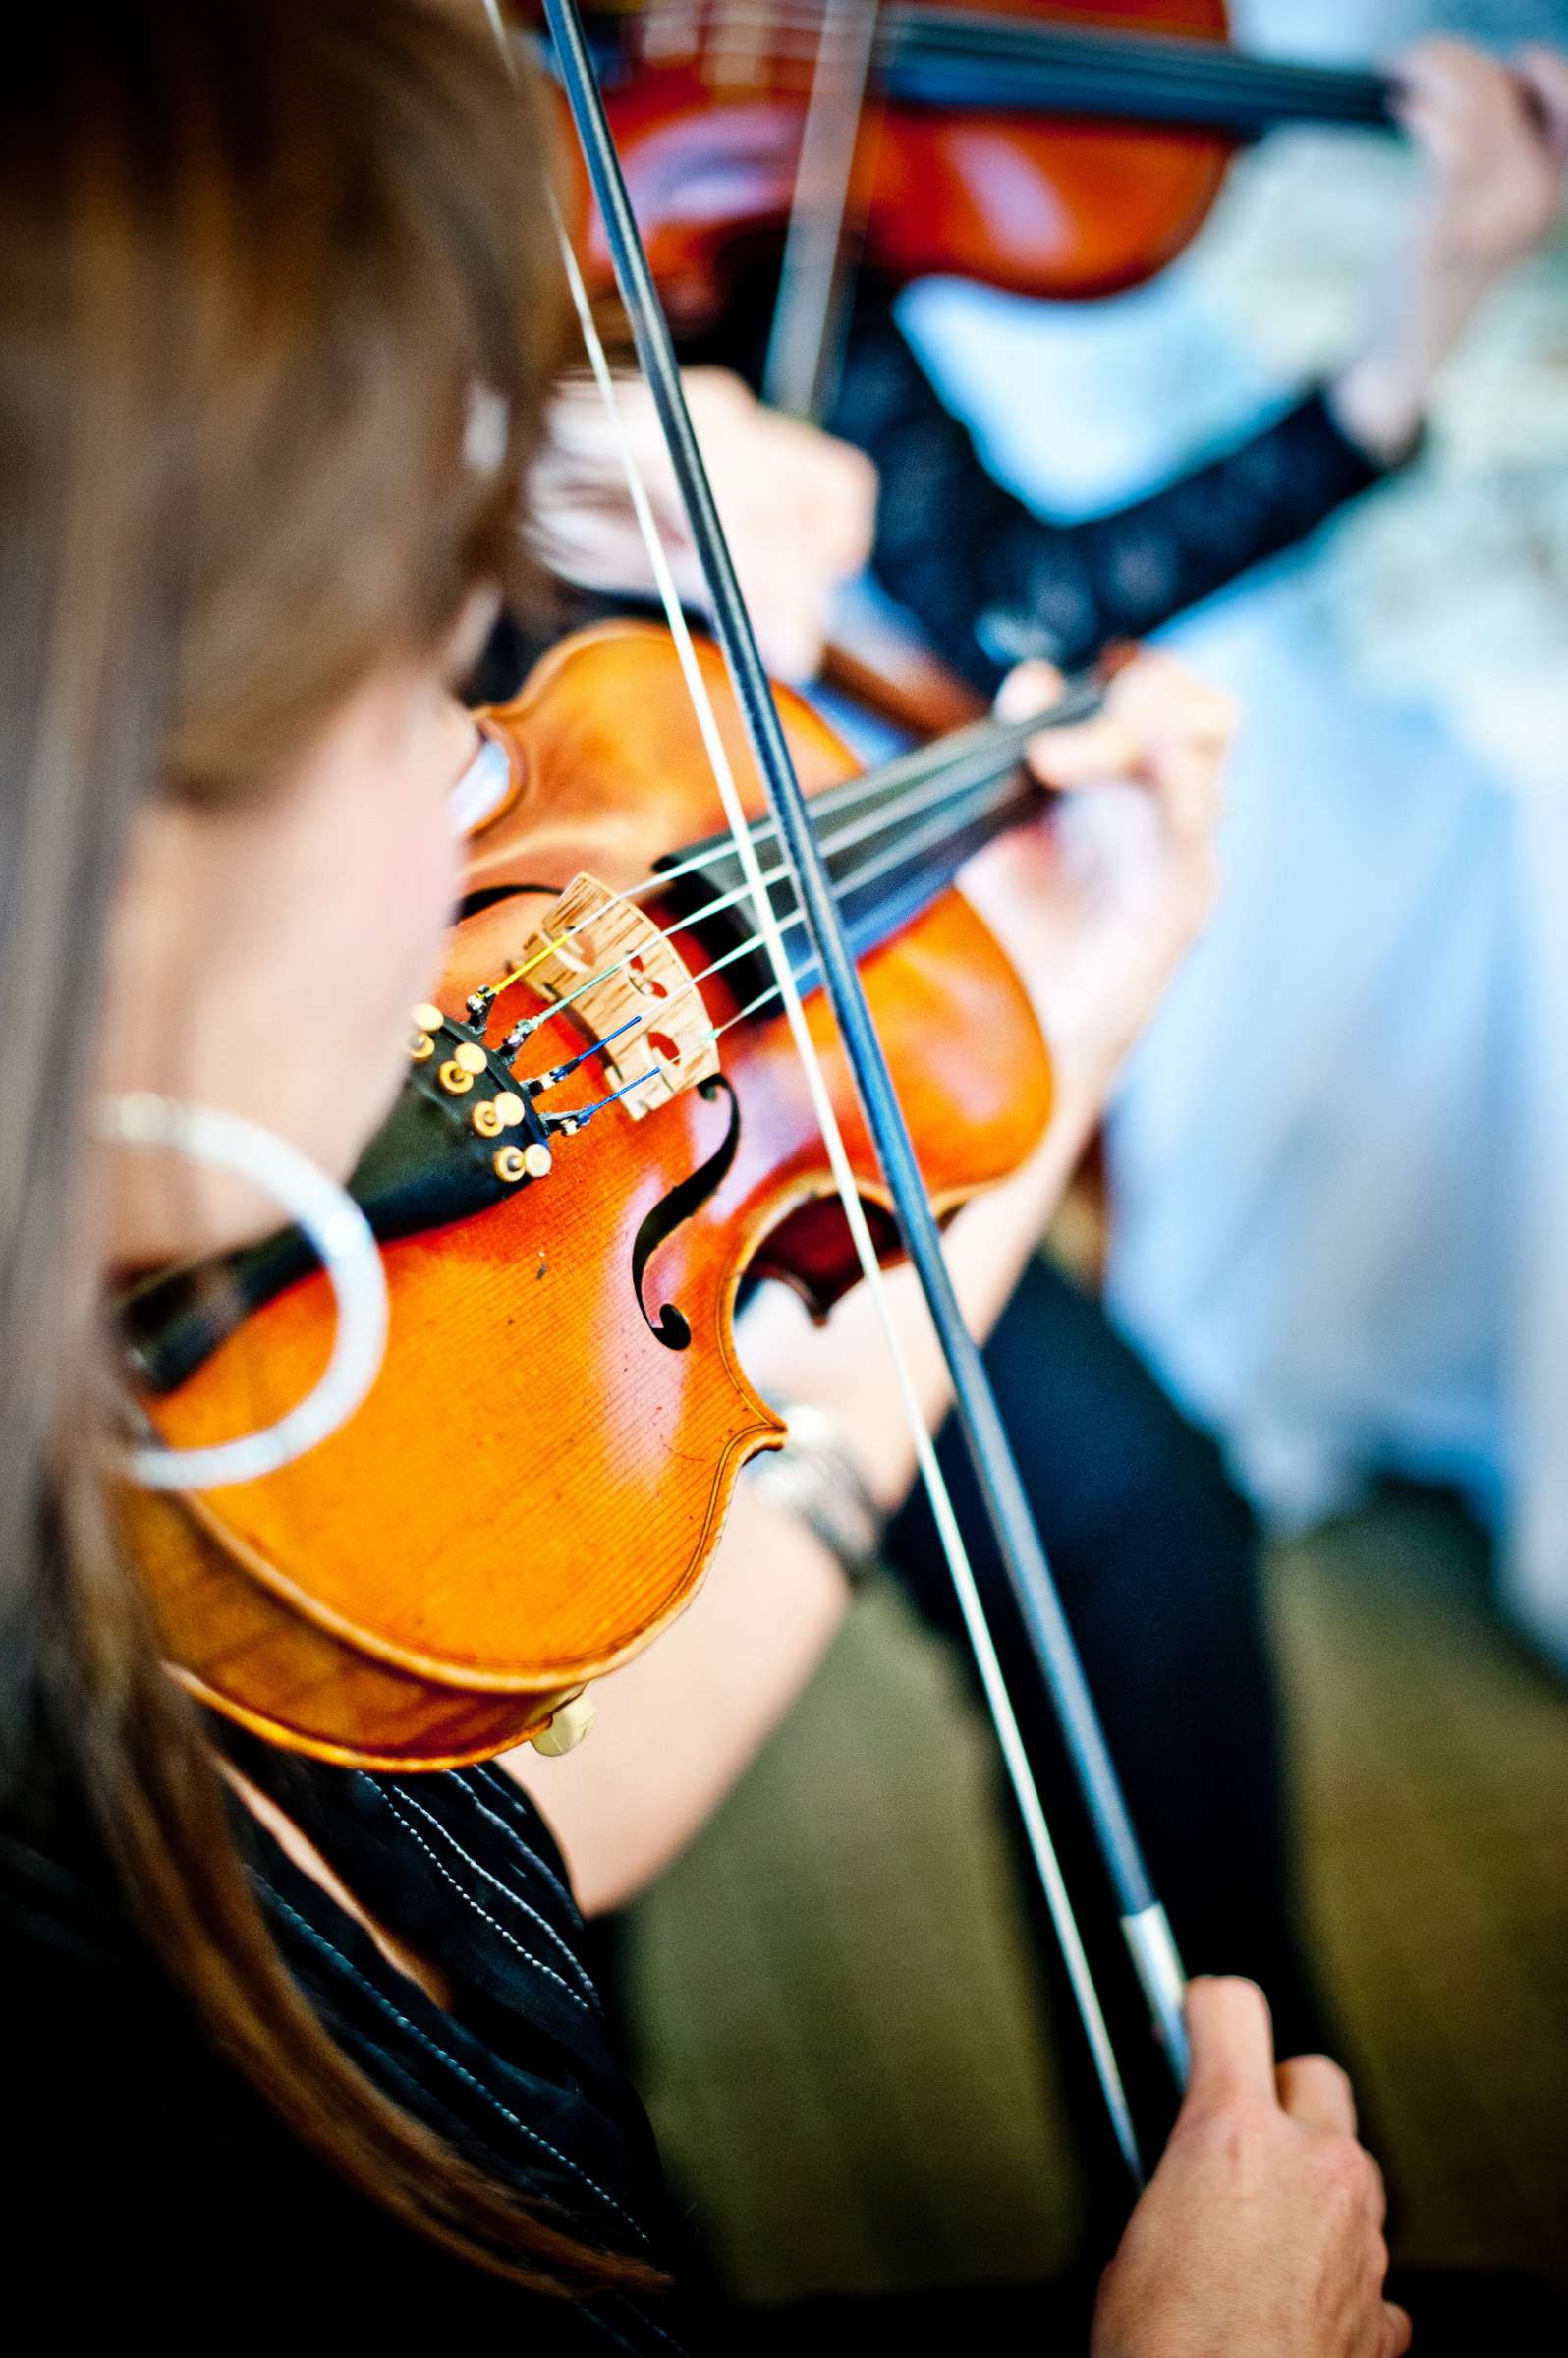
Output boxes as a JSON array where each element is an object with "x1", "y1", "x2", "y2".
[
  {"x1": 120, "y1": 622, "x2": 1084, "y2": 1770},
  {"x1": 575, "y1": 0, "x2": 1392, "y2": 330}
]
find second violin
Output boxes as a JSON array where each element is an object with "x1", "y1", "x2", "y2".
[{"x1": 575, "y1": 0, "x2": 1390, "y2": 324}]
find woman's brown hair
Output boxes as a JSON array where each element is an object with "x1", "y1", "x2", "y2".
[{"x1": 0, "y1": 0, "x2": 656, "y2": 2297}]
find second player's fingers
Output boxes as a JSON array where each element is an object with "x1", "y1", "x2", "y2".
[
  {"x1": 994, "y1": 657, "x2": 1068, "y2": 722},
  {"x1": 1153, "y1": 748, "x2": 1228, "y2": 846},
  {"x1": 1104, "y1": 650, "x2": 1238, "y2": 753},
  {"x1": 1023, "y1": 712, "x2": 1145, "y2": 789},
  {"x1": 996, "y1": 660, "x2": 1139, "y2": 787}
]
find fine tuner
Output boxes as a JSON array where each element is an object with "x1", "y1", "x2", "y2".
[{"x1": 410, "y1": 1005, "x2": 548, "y2": 1177}]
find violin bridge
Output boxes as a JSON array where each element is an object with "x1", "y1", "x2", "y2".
[{"x1": 515, "y1": 870, "x2": 719, "y2": 1121}]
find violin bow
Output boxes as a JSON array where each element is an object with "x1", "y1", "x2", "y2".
[
  {"x1": 484, "y1": 0, "x2": 1189, "y2": 2187},
  {"x1": 760, "y1": 0, "x2": 879, "y2": 423}
]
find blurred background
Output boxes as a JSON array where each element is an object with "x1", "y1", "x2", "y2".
[{"x1": 614, "y1": 0, "x2": 1568, "y2": 2306}]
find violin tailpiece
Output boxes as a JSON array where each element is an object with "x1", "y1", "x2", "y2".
[
  {"x1": 123, "y1": 1008, "x2": 552, "y2": 1394},
  {"x1": 515, "y1": 870, "x2": 719, "y2": 1121}
]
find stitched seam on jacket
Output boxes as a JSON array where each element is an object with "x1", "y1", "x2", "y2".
[{"x1": 258, "y1": 1878, "x2": 649, "y2": 2250}]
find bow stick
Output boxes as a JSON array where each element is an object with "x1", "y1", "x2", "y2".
[
  {"x1": 491, "y1": 0, "x2": 1192, "y2": 2181},
  {"x1": 761, "y1": 0, "x2": 878, "y2": 421}
]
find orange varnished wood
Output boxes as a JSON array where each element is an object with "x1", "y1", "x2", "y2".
[
  {"x1": 128, "y1": 1487, "x2": 580, "y2": 1768},
  {"x1": 128, "y1": 623, "x2": 1052, "y2": 1766},
  {"x1": 587, "y1": 0, "x2": 1233, "y2": 328}
]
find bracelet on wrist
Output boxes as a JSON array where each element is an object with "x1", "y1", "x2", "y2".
[{"x1": 744, "y1": 1398, "x2": 886, "y2": 1591}]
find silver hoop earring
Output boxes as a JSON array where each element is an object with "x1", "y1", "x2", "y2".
[{"x1": 96, "y1": 1094, "x2": 389, "y2": 1492}]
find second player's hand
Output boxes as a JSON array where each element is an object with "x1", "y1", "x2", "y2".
[
  {"x1": 1331, "y1": 37, "x2": 1568, "y2": 462},
  {"x1": 1396, "y1": 37, "x2": 1568, "y2": 275},
  {"x1": 530, "y1": 366, "x2": 876, "y2": 682}
]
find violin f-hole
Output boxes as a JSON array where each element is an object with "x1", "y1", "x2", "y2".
[{"x1": 631, "y1": 1075, "x2": 742, "y2": 1352}]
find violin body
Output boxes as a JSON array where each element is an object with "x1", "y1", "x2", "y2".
[
  {"x1": 589, "y1": 0, "x2": 1236, "y2": 324},
  {"x1": 125, "y1": 625, "x2": 1052, "y2": 1770}
]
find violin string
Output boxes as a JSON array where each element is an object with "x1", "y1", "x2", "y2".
[
  {"x1": 518, "y1": 759, "x2": 1025, "y2": 1114},
  {"x1": 499, "y1": 738, "x2": 1033, "y2": 1089},
  {"x1": 629, "y1": 0, "x2": 1375, "y2": 87},
  {"x1": 477, "y1": 696, "x2": 1066, "y2": 1020},
  {"x1": 524, "y1": 757, "x2": 1026, "y2": 1099},
  {"x1": 561, "y1": 1064, "x2": 667, "y2": 1123},
  {"x1": 643, "y1": 725, "x2": 1043, "y2": 943},
  {"x1": 515, "y1": 684, "x2": 1061, "y2": 926},
  {"x1": 622, "y1": 1, "x2": 1388, "y2": 124},
  {"x1": 532, "y1": 1013, "x2": 643, "y2": 1092},
  {"x1": 553, "y1": 674, "x2": 1091, "y2": 976},
  {"x1": 531, "y1": 0, "x2": 1147, "y2": 2179}
]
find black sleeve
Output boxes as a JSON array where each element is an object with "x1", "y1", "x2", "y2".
[{"x1": 829, "y1": 289, "x2": 1398, "y2": 695}]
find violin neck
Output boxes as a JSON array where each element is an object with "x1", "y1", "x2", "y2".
[
  {"x1": 880, "y1": 13, "x2": 1393, "y2": 138},
  {"x1": 659, "y1": 688, "x2": 1097, "y2": 1009}
]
